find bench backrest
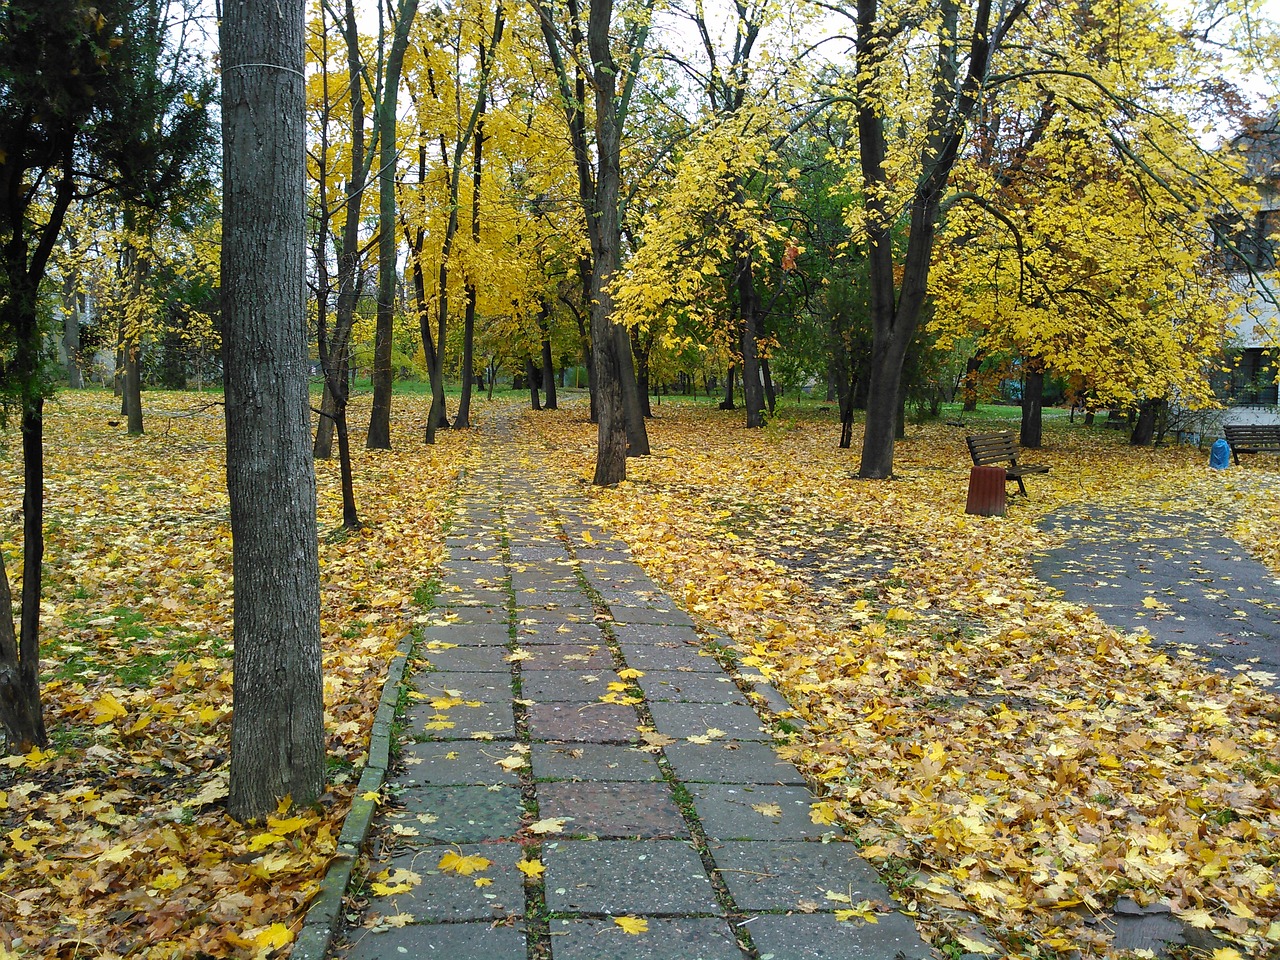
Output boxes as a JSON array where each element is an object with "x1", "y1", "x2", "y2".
[
  {"x1": 1224, "y1": 423, "x2": 1280, "y2": 443},
  {"x1": 967, "y1": 431, "x2": 1020, "y2": 466}
]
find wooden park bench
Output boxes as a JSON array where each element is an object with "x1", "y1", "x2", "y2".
[
  {"x1": 1223, "y1": 423, "x2": 1280, "y2": 465},
  {"x1": 966, "y1": 430, "x2": 1049, "y2": 497}
]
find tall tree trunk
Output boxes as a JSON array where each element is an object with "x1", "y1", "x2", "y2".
[
  {"x1": 720, "y1": 365, "x2": 737, "y2": 410},
  {"x1": 367, "y1": 0, "x2": 420, "y2": 450},
  {"x1": 61, "y1": 268, "x2": 84, "y2": 388},
  {"x1": 616, "y1": 324, "x2": 649, "y2": 455},
  {"x1": 738, "y1": 255, "x2": 765, "y2": 428},
  {"x1": 856, "y1": 0, "x2": 1004, "y2": 477},
  {"x1": 632, "y1": 327, "x2": 652, "y2": 418},
  {"x1": 526, "y1": 357, "x2": 542, "y2": 410},
  {"x1": 573, "y1": 260, "x2": 596, "y2": 421},
  {"x1": 1130, "y1": 398, "x2": 1162, "y2": 447},
  {"x1": 761, "y1": 357, "x2": 776, "y2": 414},
  {"x1": 0, "y1": 402, "x2": 49, "y2": 752},
  {"x1": 221, "y1": 0, "x2": 325, "y2": 819},
  {"x1": 456, "y1": 284, "x2": 477, "y2": 428},
  {"x1": 540, "y1": 311, "x2": 557, "y2": 410},
  {"x1": 962, "y1": 352, "x2": 981, "y2": 411},
  {"x1": 314, "y1": 380, "x2": 338, "y2": 459},
  {"x1": 1020, "y1": 365, "x2": 1044, "y2": 448},
  {"x1": 537, "y1": 0, "x2": 648, "y2": 480},
  {"x1": 124, "y1": 344, "x2": 144, "y2": 435},
  {"x1": 312, "y1": 0, "x2": 366, "y2": 527},
  {"x1": 121, "y1": 224, "x2": 147, "y2": 435}
]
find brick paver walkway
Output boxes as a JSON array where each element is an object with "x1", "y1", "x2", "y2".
[{"x1": 332, "y1": 447, "x2": 934, "y2": 960}]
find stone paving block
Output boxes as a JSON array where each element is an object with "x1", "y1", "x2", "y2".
[
  {"x1": 688, "y1": 784, "x2": 828, "y2": 841},
  {"x1": 609, "y1": 605, "x2": 697, "y2": 628},
  {"x1": 663, "y1": 742, "x2": 806, "y2": 785},
  {"x1": 647, "y1": 702, "x2": 770, "y2": 740},
  {"x1": 418, "y1": 645, "x2": 512, "y2": 673},
  {"x1": 440, "y1": 559, "x2": 507, "y2": 581},
  {"x1": 515, "y1": 621, "x2": 606, "y2": 645},
  {"x1": 526, "y1": 701, "x2": 639, "y2": 742},
  {"x1": 343, "y1": 921, "x2": 526, "y2": 959},
  {"x1": 531, "y1": 743, "x2": 663, "y2": 782},
  {"x1": 511, "y1": 572, "x2": 583, "y2": 592},
  {"x1": 515, "y1": 643, "x2": 615, "y2": 671},
  {"x1": 746, "y1": 911, "x2": 931, "y2": 960},
  {"x1": 509, "y1": 543, "x2": 571, "y2": 560},
  {"x1": 548, "y1": 917, "x2": 743, "y2": 960},
  {"x1": 437, "y1": 583, "x2": 512, "y2": 604},
  {"x1": 422, "y1": 622, "x2": 512, "y2": 647},
  {"x1": 357, "y1": 844, "x2": 525, "y2": 923},
  {"x1": 538, "y1": 781, "x2": 689, "y2": 838},
  {"x1": 510, "y1": 557, "x2": 576, "y2": 574},
  {"x1": 595, "y1": 582, "x2": 673, "y2": 603},
  {"x1": 617, "y1": 643, "x2": 724, "y2": 673},
  {"x1": 521, "y1": 669, "x2": 621, "y2": 702},
  {"x1": 512, "y1": 591, "x2": 591, "y2": 604},
  {"x1": 708, "y1": 840, "x2": 886, "y2": 911},
  {"x1": 433, "y1": 603, "x2": 509, "y2": 624},
  {"x1": 579, "y1": 562, "x2": 651, "y2": 584},
  {"x1": 411, "y1": 670, "x2": 512, "y2": 701},
  {"x1": 397, "y1": 785, "x2": 524, "y2": 842},
  {"x1": 393, "y1": 740, "x2": 523, "y2": 787},
  {"x1": 638, "y1": 671, "x2": 746, "y2": 703},
  {"x1": 610, "y1": 622, "x2": 701, "y2": 645},
  {"x1": 515, "y1": 607, "x2": 598, "y2": 628},
  {"x1": 405, "y1": 699, "x2": 515, "y2": 740},
  {"x1": 543, "y1": 839, "x2": 721, "y2": 914}
]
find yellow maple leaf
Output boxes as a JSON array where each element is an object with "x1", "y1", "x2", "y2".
[
  {"x1": 527, "y1": 817, "x2": 571, "y2": 835},
  {"x1": 810, "y1": 801, "x2": 839, "y2": 825},
  {"x1": 250, "y1": 923, "x2": 293, "y2": 950},
  {"x1": 91, "y1": 692, "x2": 127, "y2": 724},
  {"x1": 618, "y1": 667, "x2": 645, "y2": 679},
  {"x1": 516, "y1": 858, "x2": 545, "y2": 878},
  {"x1": 437, "y1": 851, "x2": 492, "y2": 875},
  {"x1": 267, "y1": 814, "x2": 312, "y2": 835},
  {"x1": 614, "y1": 916, "x2": 649, "y2": 934},
  {"x1": 496, "y1": 755, "x2": 526, "y2": 771},
  {"x1": 371, "y1": 867, "x2": 422, "y2": 896},
  {"x1": 383, "y1": 912, "x2": 415, "y2": 927},
  {"x1": 7, "y1": 828, "x2": 37, "y2": 855},
  {"x1": 752, "y1": 803, "x2": 784, "y2": 817},
  {"x1": 247, "y1": 832, "x2": 284, "y2": 852}
]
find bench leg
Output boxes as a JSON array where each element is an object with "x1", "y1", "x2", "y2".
[{"x1": 1014, "y1": 475, "x2": 1027, "y2": 497}]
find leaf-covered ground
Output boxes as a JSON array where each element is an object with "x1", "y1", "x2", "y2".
[
  {"x1": 523, "y1": 400, "x2": 1280, "y2": 958},
  {"x1": 0, "y1": 390, "x2": 479, "y2": 958},
  {"x1": 3, "y1": 392, "x2": 1277, "y2": 958}
]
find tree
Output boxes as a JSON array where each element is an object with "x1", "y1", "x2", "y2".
[
  {"x1": 536, "y1": 0, "x2": 653, "y2": 482},
  {"x1": 400, "y1": 0, "x2": 505, "y2": 443},
  {"x1": 827, "y1": 0, "x2": 1274, "y2": 476},
  {"x1": 221, "y1": 0, "x2": 326, "y2": 817},
  {"x1": 367, "y1": 0, "x2": 420, "y2": 450},
  {"x1": 0, "y1": 0, "x2": 211, "y2": 752},
  {"x1": 306, "y1": 0, "x2": 375, "y2": 528}
]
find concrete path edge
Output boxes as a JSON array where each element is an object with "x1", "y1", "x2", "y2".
[{"x1": 290, "y1": 629, "x2": 416, "y2": 960}]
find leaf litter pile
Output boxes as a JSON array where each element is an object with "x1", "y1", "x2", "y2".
[
  {"x1": 0, "y1": 391, "x2": 479, "y2": 958},
  {"x1": 525, "y1": 402, "x2": 1280, "y2": 958}
]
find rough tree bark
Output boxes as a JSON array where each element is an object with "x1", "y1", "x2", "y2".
[
  {"x1": 221, "y1": 0, "x2": 325, "y2": 818},
  {"x1": 1020, "y1": 365, "x2": 1044, "y2": 449},
  {"x1": 367, "y1": 0, "x2": 420, "y2": 450}
]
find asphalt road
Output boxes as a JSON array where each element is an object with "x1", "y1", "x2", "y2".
[{"x1": 1034, "y1": 507, "x2": 1280, "y2": 690}]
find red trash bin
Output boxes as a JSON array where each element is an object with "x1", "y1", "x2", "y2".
[{"x1": 966, "y1": 465, "x2": 1007, "y2": 517}]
